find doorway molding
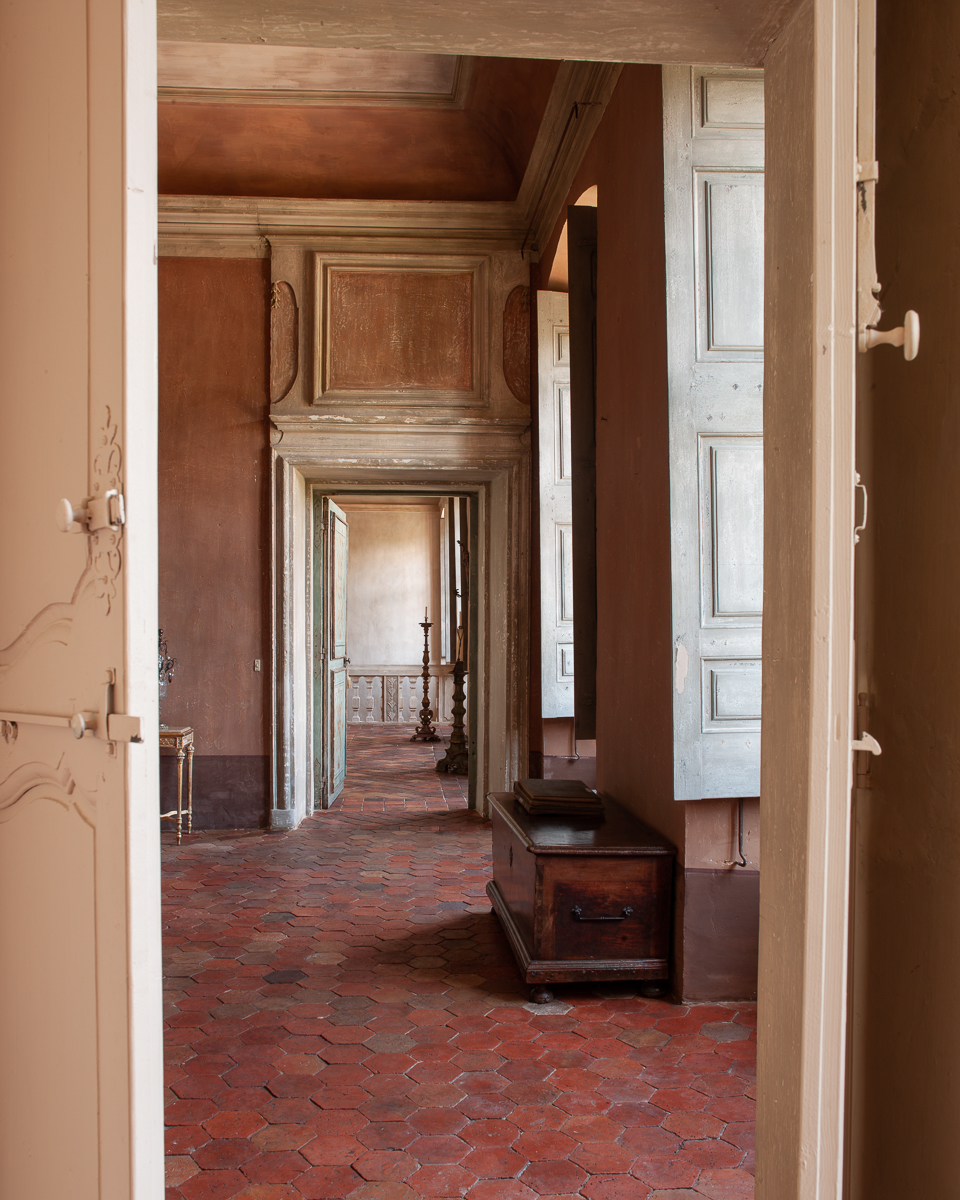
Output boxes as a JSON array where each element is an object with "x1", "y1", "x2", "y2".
[{"x1": 269, "y1": 415, "x2": 530, "y2": 830}]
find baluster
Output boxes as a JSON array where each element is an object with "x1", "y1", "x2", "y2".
[
  {"x1": 365, "y1": 676, "x2": 375, "y2": 723},
  {"x1": 350, "y1": 676, "x2": 361, "y2": 724},
  {"x1": 385, "y1": 675, "x2": 399, "y2": 723}
]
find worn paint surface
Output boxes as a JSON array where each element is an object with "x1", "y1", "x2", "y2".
[
  {"x1": 158, "y1": 258, "x2": 271, "y2": 777},
  {"x1": 326, "y1": 270, "x2": 473, "y2": 393}
]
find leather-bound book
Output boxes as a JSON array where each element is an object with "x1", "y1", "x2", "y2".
[{"x1": 513, "y1": 778, "x2": 604, "y2": 816}]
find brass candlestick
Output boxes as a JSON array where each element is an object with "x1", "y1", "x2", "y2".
[{"x1": 410, "y1": 611, "x2": 440, "y2": 742}]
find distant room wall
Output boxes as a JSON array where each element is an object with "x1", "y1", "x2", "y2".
[{"x1": 338, "y1": 501, "x2": 442, "y2": 666}]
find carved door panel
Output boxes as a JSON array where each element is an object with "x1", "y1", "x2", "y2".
[
  {"x1": 663, "y1": 66, "x2": 765, "y2": 799},
  {"x1": 322, "y1": 499, "x2": 349, "y2": 804},
  {"x1": 0, "y1": 2, "x2": 161, "y2": 1198},
  {"x1": 538, "y1": 291, "x2": 574, "y2": 719}
]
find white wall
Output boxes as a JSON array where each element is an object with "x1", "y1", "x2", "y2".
[{"x1": 338, "y1": 501, "x2": 442, "y2": 666}]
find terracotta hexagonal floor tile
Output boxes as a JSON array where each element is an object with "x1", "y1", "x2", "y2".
[
  {"x1": 406, "y1": 1135, "x2": 470, "y2": 1165},
  {"x1": 178, "y1": 1168, "x2": 250, "y2": 1200},
  {"x1": 352, "y1": 1149, "x2": 418, "y2": 1181},
  {"x1": 166, "y1": 1155, "x2": 201, "y2": 1187},
  {"x1": 520, "y1": 1158, "x2": 588, "y2": 1194},
  {"x1": 581, "y1": 1175, "x2": 653, "y2": 1200},
  {"x1": 406, "y1": 1164, "x2": 477, "y2": 1197},
  {"x1": 298, "y1": 1133, "x2": 363, "y2": 1166},
  {"x1": 460, "y1": 1148, "x2": 527, "y2": 1178},
  {"x1": 192, "y1": 1140, "x2": 259, "y2": 1171},
  {"x1": 296, "y1": 1164, "x2": 361, "y2": 1199},
  {"x1": 408, "y1": 1108, "x2": 468, "y2": 1136},
  {"x1": 465, "y1": 1180, "x2": 538, "y2": 1200},
  {"x1": 571, "y1": 1142, "x2": 637, "y2": 1173}
]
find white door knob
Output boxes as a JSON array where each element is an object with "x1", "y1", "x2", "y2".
[
  {"x1": 859, "y1": 310, "x2": 920, "y2": 360},
  {"x1": 56, "y1": 498, "x2": 86, "y2": 533}
]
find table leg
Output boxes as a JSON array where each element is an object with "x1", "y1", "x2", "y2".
[
  {"x1": 186, "y1": 745, "x2": 194, "y2": 835},
  {"x1": 176, "y1": 746, "x2": 185, "y2": 845}
]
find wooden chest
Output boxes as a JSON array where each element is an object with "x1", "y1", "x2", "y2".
[{"x1": 487, "y1": 793, "x2": 676, "y2": 1001}]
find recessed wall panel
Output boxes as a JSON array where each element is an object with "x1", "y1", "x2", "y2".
[{"x1": 327, "y1": 269, "x2": 473, "y2": 392}]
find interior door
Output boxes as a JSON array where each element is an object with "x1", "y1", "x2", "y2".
[
  {"x1": 322, "y1": 498, "x2": 349, "y2": 804},
  {"x1": 663, "y1": 66, "x2": 766, "y2": 800},
  {"x1": 537, "y1": 291, "x2": 574, "y2": 719},
  {"x1": 0, "y1": 2, "x2": 162, "y2": 1198}
]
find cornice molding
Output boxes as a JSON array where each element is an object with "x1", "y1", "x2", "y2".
[
  {"x1": 159, "y1": 54, "x2": 474, "y2": 110},
  {"x1": 158, "y1": 60, "x2": 621, "y2": 257}
]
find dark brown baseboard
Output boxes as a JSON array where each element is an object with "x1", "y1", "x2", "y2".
[
  {"x1": 681, "y1": 867, "x2": 760, "y2": 1001},
  {"x1": 160, "y1": 754, "x2": 269, "y2": 829}
]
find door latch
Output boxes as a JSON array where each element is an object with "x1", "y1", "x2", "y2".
[
  {"x1": 57, "y1": 491, "x2": 125, "y2": 534},
  {"x1": 851, "y1": 732, "x2": 881, "y2": 755}
]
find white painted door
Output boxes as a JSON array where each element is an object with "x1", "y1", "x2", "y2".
[
  {"x1": 537, "y1": 292, "x2": 575, "y2": 719},
  {"x1": 0, "y1": 2, "x2": 162, "y2": 1198},
  {"x1": 323, "y1": 499, "x2": 350, "y2": 803},
  {"x1": 663, "y1": 66, "x2": 765, "y2": 800}
]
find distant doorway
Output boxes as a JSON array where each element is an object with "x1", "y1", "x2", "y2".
[{"x1": 312, "y1": 491, "x2": 478, "y2": 810}]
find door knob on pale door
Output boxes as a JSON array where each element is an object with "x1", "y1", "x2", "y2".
[{"x1": 859, "y1": 310, "x2": 920, "y2": 360}]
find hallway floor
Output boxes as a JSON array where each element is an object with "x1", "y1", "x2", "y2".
[{"x1": 163, "y1": 725, "x2": 755, "y2": 1200}]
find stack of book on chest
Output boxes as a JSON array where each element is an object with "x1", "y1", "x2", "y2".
[{"x1": 513, "y1": 778, "x2": 604, "y2": 817}]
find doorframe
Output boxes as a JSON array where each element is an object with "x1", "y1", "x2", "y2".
[
  {"x1": 269, "y1": 420, "x2": 530, "y2": 830},
  {"x1": 310, "y1": 489, "x2": 481, "y2": 811}
]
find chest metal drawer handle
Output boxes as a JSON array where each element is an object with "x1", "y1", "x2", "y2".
[{"x1": 571, "y1": 905, "x2": 634, "y2": 922}]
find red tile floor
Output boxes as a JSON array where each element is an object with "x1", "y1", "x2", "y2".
[{"x1": 163, "y1": 724, "x2": 755, "y2": 1200}]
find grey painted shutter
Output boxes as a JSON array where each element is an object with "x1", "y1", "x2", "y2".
[
  {"x1": 663, "y1": 67, "x2": 765, "y2": 800},
  {"x1": 537, "y1": 291, "x2": 574, "y2": 719}
]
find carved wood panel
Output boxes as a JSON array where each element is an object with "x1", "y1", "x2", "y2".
[
  {"x1": 270, "y1": 281, "x2": 299, "y2": 403},
  {"x1": 502, "y1": 284, "x2": 531, "y2": 404}
]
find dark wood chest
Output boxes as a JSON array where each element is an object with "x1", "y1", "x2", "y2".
[{"x1": 487, "y1": 793, "x2": 676, "y2": 1000}]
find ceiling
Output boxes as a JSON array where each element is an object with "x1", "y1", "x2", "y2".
[{"x1": 158, "y1": 53, "x2": 560, "y2": 202}]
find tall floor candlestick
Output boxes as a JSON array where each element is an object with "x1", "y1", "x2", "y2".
[{"x1": 410, "y1": 616, "x2": 440, "y2": 742}]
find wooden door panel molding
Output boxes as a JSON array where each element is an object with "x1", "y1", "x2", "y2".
[{"x1": 0, "y1": 758, "x2": 97, "y2": 826}]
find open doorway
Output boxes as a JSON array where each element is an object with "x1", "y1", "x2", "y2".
[{"x1": 312, "y1": 492, "x2": 479, "y2": 810}]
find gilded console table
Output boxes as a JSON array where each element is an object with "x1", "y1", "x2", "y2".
[{"x1": 159, "y1": 726, "x2": 194, "y2": 844}]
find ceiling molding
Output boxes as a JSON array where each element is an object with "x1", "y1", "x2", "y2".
[
  {"x1": 159, "y1": 54, "x2": 473, "y2": 109},
  {"x1": 158, "y1": 196, "x2": 528, "y2": 256},
  {"x1": 157, "y1": 61, "x2": 619, "y2": 257}
]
